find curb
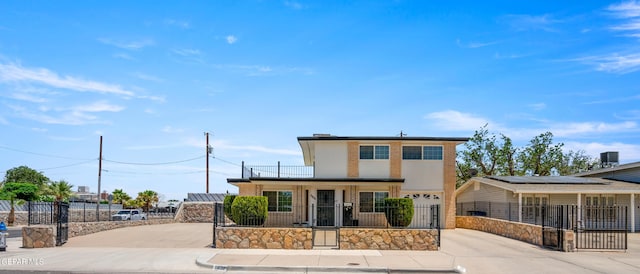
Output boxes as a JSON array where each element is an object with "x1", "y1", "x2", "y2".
[{"x1": 195, "y1": 255, "x2": 466, "y2": 273}]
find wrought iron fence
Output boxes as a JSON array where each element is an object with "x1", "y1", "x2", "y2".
[
  {"x1": 241, "y1": 161, "x2": 314, "y2": 179},
  {"x1": 215, "y1": 203, "x2": 440, "y2": 229}
]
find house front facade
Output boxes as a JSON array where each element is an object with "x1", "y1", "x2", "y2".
[{"x1": 227, "y1": 134, "x2": 468, "y2": 229}]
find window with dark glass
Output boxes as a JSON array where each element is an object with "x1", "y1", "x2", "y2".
[
  {"x1": 360, "y1": 145, "x2": 389, "y2": 160},
  {"x1": 402, "y1": 146, "x2": 422, "y2": 160},
  {"x1": 423, "y1": 146, "x2": 443, "y2": 160},
  {"x1": 263, "y1": 191, "x2": 292, "y2": 212},
  {"x1": 359, "y1": 191, "x2": 389, "y2": 212}
]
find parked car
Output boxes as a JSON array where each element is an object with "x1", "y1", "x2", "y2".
[{"x1": 111, "y1": 209, "x2": 147, "y2": 221}]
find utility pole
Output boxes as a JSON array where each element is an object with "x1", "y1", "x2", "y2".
[
  {"x1": 205, "y1": 132, "x2": 211, "y2": 193},
  {"x1": 97, "y1": 135, "x2": 103, "y2": 222}
]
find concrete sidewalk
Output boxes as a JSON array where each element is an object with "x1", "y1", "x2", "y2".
[
  {"x1": 197, "y1": 249, "x2": 463, "y2": 273},
  {"x1": 0, "y1": 225, "x2": 639, "y2": 273}
]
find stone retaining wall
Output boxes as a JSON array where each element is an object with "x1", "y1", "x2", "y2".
[
  {"x1": 339, "y1": 228, "x2": 439, "y2": 250},
  {"x1": 456, "y1": 216, "x2": 542, "y2": 245},
  {"x1": 216, "y1": 227, "x2": 312, "y2": 249},
  {"x1": 68, "y1": 219, "x2": 175, "y2": 238},
  {"x1": 215, "y1": 227, "x2": 438, "y2": 250},
  {"x1": 175, "y1": 202, "x2": 214, "y2": 223},
  {"x1": 22, "y1": 225, "x2": 56, "y2": 248}
]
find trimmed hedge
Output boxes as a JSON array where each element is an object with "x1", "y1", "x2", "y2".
[
  {"x1": 384, "y1": 198, "x2": 414, "y2": 227},
  {"x1": 223, "y1": 195, "x2": 237, "y2": 222},
  {"x1": 231, "y1": 196, "x2": 268, "y2": 226}
]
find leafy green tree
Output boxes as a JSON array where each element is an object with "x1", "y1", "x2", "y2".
[
  {"x1": 136, "y1": 190, "x2": 159, "y2": 212},
  {"x1": 518, "y1": 132, "x2": 564, "y2": 176},
  {"x1": 2, "y1": 166, "x2": 50, "y2": 191},
  {"x1": 123, "y1": 199, "x2": 141, "y2": 209},
  {"x1": 557, "y1": 150, "x2": 599, "y2": 175},
  {"x1": 111, "y1": 189, "x2": 131, "y2": 204},
  {"x1": 457, "y1": 125, "x2": 518, "y2": 187},
  {"x1": 0, "y1": 182, "x2": 39, "y2": 226}
]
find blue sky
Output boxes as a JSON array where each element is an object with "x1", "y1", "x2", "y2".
[{"x1": 1, "y1": 1, "x2": 640, "y2": 201}]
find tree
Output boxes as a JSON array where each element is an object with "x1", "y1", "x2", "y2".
[
  {"x1": 518, "y1": 132, "x2": 564, "y2": 176},
  {"x1": 123, "y1": 199, "x2": 141, "y2": 209},
  {"x1": 46, "y1": 180, "x2": 74, "y2": 202},
  {"x1": 0, "y1": 182, "x2": 39, "y2": 226},
  {"x1": 111, "y1": 189, "x2": 131, "y2": 204},
  {"x1": 457, "y1": 125, "x2": 518, "y2": 187},
  {"x1": 136, "y1": 190, "x2": 159, "y2": 212},
  {"x1": 2, "y1": 166, "x2": 50, "y2": 191},
  {"x1": 557, "y1": 150, "x2": 599, "y2": 175}
]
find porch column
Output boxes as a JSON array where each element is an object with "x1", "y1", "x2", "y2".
[
  {"x1": 518, "y1": 193, "x2": 522, "y2": 223},
  {"x1": 631, "y1": 194, "x2": 636, "y2": 233},
  {"x1": 577, "y1": 193, "x2": 582, "y2": 227}
]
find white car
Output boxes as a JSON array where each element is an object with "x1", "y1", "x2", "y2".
[{"x1": 111, "y1": 209, "x2": 147, "y2": 221}]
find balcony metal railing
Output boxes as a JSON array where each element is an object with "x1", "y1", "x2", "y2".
[{"x1": 241, "y1": 161, "x2": 314, "y2": 179}]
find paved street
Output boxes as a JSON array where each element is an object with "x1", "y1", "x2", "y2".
[{"x1": 0, "y1": 223, "x2": 638, "y2": 273}]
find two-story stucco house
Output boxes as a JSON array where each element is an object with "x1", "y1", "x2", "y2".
[{"x1": 227, "y1": 134, "x2": 468, "y2": 229}]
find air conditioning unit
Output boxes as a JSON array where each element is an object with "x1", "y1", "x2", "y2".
[{"x1": 600, "y1": 151, "x2": 619, "y2": 167}]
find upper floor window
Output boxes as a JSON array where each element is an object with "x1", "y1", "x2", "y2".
[
  {"x1": 360, "y1": 145, "x2": 389, "y2": 160},
  {"x1": 402, "y1": 146, "x2": 443, "y2": 160},
  {"x1": 423, "y1": 146, "x2": 443, "y2": 160}
]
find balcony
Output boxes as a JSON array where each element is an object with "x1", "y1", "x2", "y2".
[{"x1": 241, "y1": 161, "x2": 314, "y2": 179}]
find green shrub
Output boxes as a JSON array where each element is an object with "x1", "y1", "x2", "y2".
[
  {"x1": 223, "y1": 195, "x2": 237, "y2": 222},
  {"x1": 383, "y1": 198, "x2": 414, "y2": 227},
  {"x1": 231, "y1": 196, "x2": 268, "y2": 226}
]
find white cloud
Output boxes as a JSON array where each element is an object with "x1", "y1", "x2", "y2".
[
  {"x1": 608, "y1": 1, "x2": 640, "y2": 18},
  {"x1": 0, "y1": 116, "x2": 8, "y2": 125},
  {"x1": 501, "y1": 14, "x2": 562, "y2": 32},
  {"x1": 9, "y1": 92, "x2": 48, "y2": 103},
  {"x1": 172, "y1": 48, "x2": 201, "y2": 56},
  {"x1": 132, "y1": 72, "x2": 164, "y2": 82},
  {"x1": 165, "y1": 19, "x2": 190, "y2": 29},
  {"x1": 0, "y1": 62, "x2": 135, "y2": 96},
  {"x1": 456, "y1": 39, "x2": 500, "y2": 49},
  {"x1": 162, "y1": 126, "x2": 184, "y2": 133},
  {"x1": 226, "y1": 35, "x2": 238, "y2": 44},
  {"x1": 564, "y1": 141, "x2": 640, "y2": 163},
  {"x1": 573, "y1": 53, "x2": 640, "y2": 74},
  {"x1": 284, "y1": 1, "x2": 304, "y2": 10},
  {"x1": 528, "y1": 103, "x2": 546, "y2": 110},
  {"x1": 424, "y1": 110, "x2": 639, "y2": 140},
  {"x1": 73, "y1": 101, "x2": 124, "y2": 113},
  {"x1": 113, "y1": 53, "x2": 135, "y2": 60},
  {"x1": 98, "y1": 38, "x2": 154, "y2": 50},
  {"x1": 424, "y1": 110, "x2": 492, "y2": 131}
]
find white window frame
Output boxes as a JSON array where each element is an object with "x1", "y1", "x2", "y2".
[
  {"x1": 263, "y1": 190, "x2": 293, "y2": 212},
  {"x1": 359, "y1": 145, "x2": 390, "y2": 160},
  {"x1": 359, "y1": 191, "x2": 389, "y2": 213}
]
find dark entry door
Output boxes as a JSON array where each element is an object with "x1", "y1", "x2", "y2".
[{"x1": 317, "y1": 190, "x2": 335, "y2": 226}]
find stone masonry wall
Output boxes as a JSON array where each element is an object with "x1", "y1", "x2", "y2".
[
  {"x1": 175, "y1": 202, "x2": 214, "y2": 223},
  {"x1": 22, "y1": 225, "x2": 56, "y2": 248},
  {"x1": 339, "y1": 228, "x2": 439, "y2": 250},
  {"x1": 216, "y1": 227, "x2": 312, "y2": 249},
  {"x1": 68, "y1": 219, "x2": 175, "y2": 238},
  {"x1": 456, "y1": 216, "x2": 542, "y2": 245},
  {"x1": 215, "y1": 227, "x2": 438, "y2": 250}
]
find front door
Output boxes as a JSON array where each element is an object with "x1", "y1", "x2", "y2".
[{"x1": 317, "y1": 190, "x2": 335, "y2": 226}]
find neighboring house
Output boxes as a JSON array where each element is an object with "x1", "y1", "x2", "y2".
[
  {"x1": 574, "y1": 161, "x2": 640, "y2": 184},
  {"x1": 227, "y1": 134, "x2": 468, "y2": 229},
  {"x1": 456, "y1": 176, "x2": 640, "y2": 232}
]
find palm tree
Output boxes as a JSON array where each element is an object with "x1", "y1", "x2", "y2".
[
  {"x1": 45, "y1": 180, "x2": 74, "y2": 223},
  {"x1": 136, "y1": 190, "x2": 159, "y2": 212},
  {"x1": 112, "y1": 189, "x2": 131, "y2": 204},
  {"x1": 47, "y1": 180, "x2": 74, "y2": 202}
]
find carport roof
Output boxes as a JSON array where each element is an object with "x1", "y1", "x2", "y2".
[{"x1": 458, "y1": 176, "x2": 640, "y2": 194}]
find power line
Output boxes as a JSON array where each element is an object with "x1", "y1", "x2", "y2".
[
  {"x1": 213, "y1": 156, "x2": 243, "y2": 167},
  {"x1": 0, "y1": 145, "x2": 93, "y2": 161},
  {"x1": 38, "y1": 159, "x2": 97, "y2": 171},
  {"x1": 103, "y1": 155, "x2": 204, "y2": 166}
]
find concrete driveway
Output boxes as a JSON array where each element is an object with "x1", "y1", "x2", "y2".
[{"x1": 63, "y1": 223, "x2": 213, "y2": 248}]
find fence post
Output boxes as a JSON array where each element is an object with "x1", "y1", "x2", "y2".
[
  {"x1": 212, "y1": 203, "x2": 217, "y2": 248},
  {"x1": 277, "y1": 161, "x2": 281, "y2": 178},
  {"x1": 27, "y1": 201, "x2": 31, "y2": 226}
]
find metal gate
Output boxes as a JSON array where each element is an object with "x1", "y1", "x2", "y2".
[
  {"x1": 212, "y1": 203, "x2": 224, "y2": 248},
  {"x1": 575, "y1": 206, "x2": 627, "y2": 250},
  {"x1": 312, "y1": 227, "x2": 338, "y2": 248},
  {"x1": 541, "y1": 205, "x2": 571, "y2": 250},
  {"x1": 430, "y1": 204, "x2": 441, "y2": 247},
  {"x1": 56, "y1": 202, "x2": 69, "y2": 246}
]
